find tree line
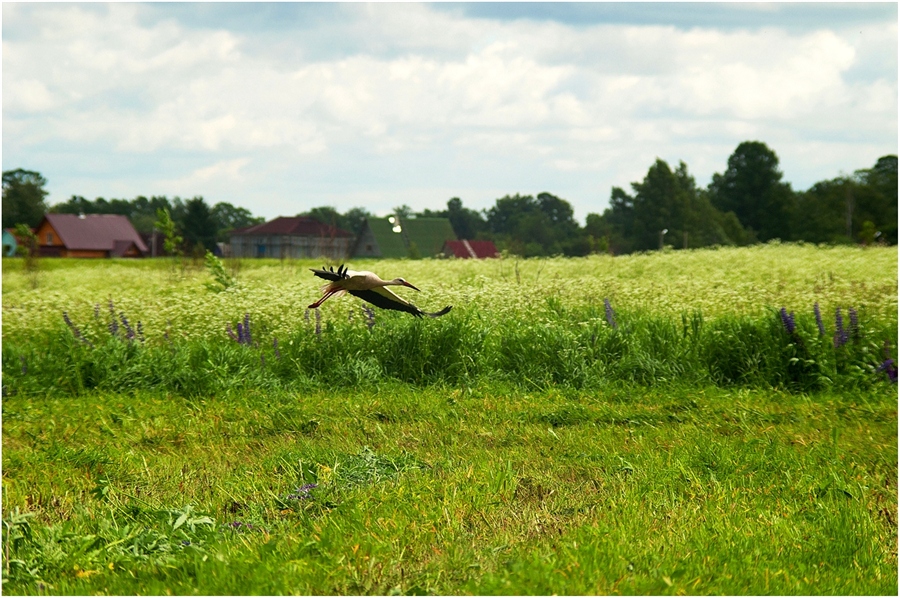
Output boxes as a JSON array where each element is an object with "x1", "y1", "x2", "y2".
[{"x1": 2, "y1": 140, "x2": 896, "y2": 257}]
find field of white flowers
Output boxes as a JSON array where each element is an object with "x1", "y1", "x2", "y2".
[{"x1": 2, "y1": 243, "x2": 896, "y2": 345}]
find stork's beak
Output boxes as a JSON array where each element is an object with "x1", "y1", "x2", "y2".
[{"x1": 402, "y1": 281, "x2": 421, "y2": 291}]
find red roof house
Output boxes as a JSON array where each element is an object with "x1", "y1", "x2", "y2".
[
  {"x1": 441, "y1": 239, "x2": 499, "y2": 259},
  {"x1": 35, "y1": 214, "x2": 148, "y2": 258},
  {"x1": 230, "y1": 216, "x2": 353, "y2": 259}
]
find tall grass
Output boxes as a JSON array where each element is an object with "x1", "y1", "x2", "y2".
[{"x1": 3, "y1": 299, "x2": 895, "y2": 397}]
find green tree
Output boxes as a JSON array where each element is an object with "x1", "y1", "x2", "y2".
[
  {"x1": 154, "y1": 208, "x2": 183, "y2": 257},
  {"x1": 180, "y1": 197, "x2": 217, "y2": 254},
  {"x1": 2, "y1": 169, "x2": 49, "y2": 229},
  {"x1": 445, "y1": 197, "x2": 488, "y2": 240},
  {"x1": 393, "y1": 204, "x2": 414, "y2": 219},
  {"x1": 708, "y1": 141, "x2": 795, "y2": 241},
  {"x1": 590, "y1": 159, "x2": 750, "y2": 254},
  {"x1": 211, "y1": 202, "x2": 263, "y2": 241}
]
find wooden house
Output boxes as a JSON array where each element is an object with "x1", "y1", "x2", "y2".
[
  {"x1": 229, "y1": 216, "x2": 353, "y2": 259},
  {"x1": 441, "y1": 239, "x2": 500, "y2": 259},
  {"x1": 352, "y1": 216, "x2": 457, "y2": 259},
  {"x1": 35, "y1": 214, "x2": 148, "y2": 258}
]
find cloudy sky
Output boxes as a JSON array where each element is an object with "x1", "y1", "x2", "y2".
[{"x1": 3, "y1": 2, "x2": 897, "y2": 223}]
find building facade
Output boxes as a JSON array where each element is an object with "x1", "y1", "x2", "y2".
[{"x1": 230, "y1": 216, "x2": 353, "y2": 260}]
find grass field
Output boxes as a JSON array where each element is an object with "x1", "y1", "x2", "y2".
[{"x1": 2, "y1": 244, "x2": 898, "y2": 594}]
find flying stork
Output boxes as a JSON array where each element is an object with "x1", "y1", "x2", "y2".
[{"x1": 308, "y1": 264, "x2": 452, "y2": 318}]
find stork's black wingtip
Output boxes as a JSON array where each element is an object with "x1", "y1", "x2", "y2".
[{"x1": 427, "y1": 306, "x2": 453, "y2": 318}]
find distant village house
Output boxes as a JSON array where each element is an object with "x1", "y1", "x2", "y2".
[
  {"x1": 230, "y1": 216, "x2": 353, "y2": 260},
  {"x1": 35, "y1": 214, "x2": 148, "y2": 258},
  {"x1": 441, "y1": 239, "x2": 499, "y2": 259}
]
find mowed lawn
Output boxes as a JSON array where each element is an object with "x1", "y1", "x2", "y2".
[{"x1": 2, "y1": 245, "x2": 898, "y2": 595}]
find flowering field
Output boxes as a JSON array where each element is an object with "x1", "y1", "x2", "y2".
[
  {"x1": 3, "y1": 242, "x2": 897, "y2": 344},
  {"x1": 1, "y1": 244, "x2": 897, "y2": 595}
]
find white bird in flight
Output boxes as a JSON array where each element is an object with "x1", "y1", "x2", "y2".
[{"x1": 309, "y1": 264, "x2": 452, "y2": 318}]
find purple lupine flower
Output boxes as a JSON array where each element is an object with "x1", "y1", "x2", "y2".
[
  {"x1": 120, "y1": 312, "x2": 135, "y2": 341},
  {"x1": 363, "y1": 305, "x2": 375, "y2": 330},
  {"x1": 136, "y1": 321, "x2": 144, "y2": 343},
  {"x1": 879, "y1": 340, "x2": 897, "y2": 384},
  {"x1": 108, "y1": 304, "x2": 119, "y2": 337},
  {"x1": 315, "y1": 309, "x2": 322, "y2": 336},
  {"x1": 20, "y1": 356, "x2": 26, "y2": 375},
  {"x1": 286, "y1": 483, "x2": 318, "y2": 500},
  {"x1": 814, "y1": 303, "x2": 825, "y2": 337},
  {"x1": 63, "y1": 311, "x2": 80, "y2": 336},
  {"x1": 236, "y1": 322, "x2": 244, "y2": 344},
  {"x1": 848, "y1": 307, "x2": 859, "y2": 340},
  {"x1": 834, "y1": 308, "x2": 848, "y2": 348},
  {"x1": 878, "y1": 358, "x2": 897, "y2": 384},
  {"x1": 273, "y1": 337, "x2": 281, "y2": 360},
  {"x1": 227, "y1": 323, "x2": 239, "y2": 343},
  {"x1": 63, "y1": 312, "x2": 92, "y2": 346},
  {"x1": 779, "y1": 307, "x2": 796, "y2": 335},
  {"x1": 93, "y1": 303, "x2": 101, "y2": 321},
  {"x1": 243, "y1": 313, "x2": 252, "y2": 345},
  {"x1": 604, "y1": 298, "x2": 617, "y2": 329}
]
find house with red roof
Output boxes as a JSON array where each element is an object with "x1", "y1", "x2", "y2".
[
  {"x1": 35, "y1": 214, "x2": 148, "y2": 258},
  {"x1": 230, "y1": 216, "x2": 353, "y2": 259},
  {"x1": 441, "y1": 239, "x2": 499, "y2": 259}
]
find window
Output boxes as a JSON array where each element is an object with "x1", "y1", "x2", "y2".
[{"x1": 46, "y1": 233, "x2": 53, "y2": 243}]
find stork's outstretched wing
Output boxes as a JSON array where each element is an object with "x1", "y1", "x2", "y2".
[
  {"x1": 310, "y1": 264, "x2": 349, "y2": 282},
  {"x1": 349, "y1": 287, "x2": 452, "y2": 318}
]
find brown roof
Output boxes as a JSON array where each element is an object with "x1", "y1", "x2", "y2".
[
  {"x1": 443, "y1": 240, "x2": 499, "y2": 259},
  {"x1": 42, "y1": 214, "x2": 148, "y2": 254},
  {"x1": 232, "y1": 216, "x2": 352, "y2": 237}
]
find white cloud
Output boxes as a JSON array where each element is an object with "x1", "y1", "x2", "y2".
[{"x1": 2, "y1": 3, "x2": 896, "y2": 221}]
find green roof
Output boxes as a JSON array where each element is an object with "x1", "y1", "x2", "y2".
[{"x1": 363, "y1": 217, "x2": 457, "y2": 258}]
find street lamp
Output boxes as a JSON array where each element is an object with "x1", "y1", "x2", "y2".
[{"x1": 659, "y1": 228, "x2": 668, "y2": 250}]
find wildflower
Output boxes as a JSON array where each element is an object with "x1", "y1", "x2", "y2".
[
  {"x1": 304, "y1": 308, "x2": 310, "y2": 323},
  {"x1": 286, "y1": 483, "x2": 318, "y2": 500},
  {"x1": 108, "y1": 299, "x2": 119, "y2": 337},
  {"x1": 63, "y1": 312, "x2": 93, "y2": 346},
  {"x1": 120, "y1": 312, "x2": 135, "y2": 341},
  {"x1": 363, "y1": 305, "x2": 375, "y2": 330},
  {"x1": 243, "y1": 313, "x2": 253, "y2": 345},
  {"x1": 604, "y1": 298, "x2": 617, "y2": 329},
  {"x1": 136, "y1": 321, "x2": 144, "y2": 343},
  {"x1": 226, "y1": 323, "x2": 239, "y2": 343},
  {"x1": 93, "y1": 303, "x2": 101, "y2": 321},
  {"x1": 878, "y1": 358, "x2": 897, "y2": 384},
  {"x1": 879, "y1": 340, "x2": 897, "y2": 384},
  {"x1": 273, "y1": 337, "x2": 281, "y2": 360},
  {"x1": 848, "y1": 307, "x2": 859, "y2": 341},
  {"x1": 779, "y1": 307, "x2": 796, "y2": 335},
  {"x1": 348, "y1": 309, "x2": 354, "y2": 322},
  {"x1": 814, "y1": 303, "x2": 825, "y2": 336},
  {"x1": 834, "y1": 308, "x2": 848, "y2": 348},
  {"x1": 315, "y1": 309, "x2": 322, "y2": 336}
]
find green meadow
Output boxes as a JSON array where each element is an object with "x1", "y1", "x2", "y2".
[{"x1": 2, "y1": 244, "x2": 897, "y2": 595}]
